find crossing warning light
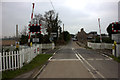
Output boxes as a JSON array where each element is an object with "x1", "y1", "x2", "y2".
[
  {"x1": 112, "y1": 22, "x2": 120, "y2": 32},
  {"x1": 28, "y1": 24, "x2": 42, "y2": 34}
]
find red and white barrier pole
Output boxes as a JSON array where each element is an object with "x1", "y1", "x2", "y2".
[{"x1": 28, "y1": 3, "x2": 35, "y2": 42}]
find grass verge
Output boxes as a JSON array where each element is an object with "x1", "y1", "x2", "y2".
[
  {"x1": 2, "y1": 54, "x2": 52, "y2": 80},
  {"x1": 110, "y1": 55, "x2": 120, "y2": 63}
]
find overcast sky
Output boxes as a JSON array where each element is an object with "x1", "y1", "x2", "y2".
[{"x1": 1, "y1": 0, "x2": 120, "y2": 38}]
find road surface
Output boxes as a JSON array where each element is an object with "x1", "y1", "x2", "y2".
[{"x1": 37, "y1": 41, "x2": 119, "y2": 80}]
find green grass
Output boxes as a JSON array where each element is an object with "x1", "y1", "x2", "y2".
[
  {"x1": 110, "y1": 55, "x2": 120, "y2": 63},
  {"x1": 2, "y1": 54, "x2": 52, "y2": 80}
]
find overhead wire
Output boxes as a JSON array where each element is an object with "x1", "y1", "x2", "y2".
[{"x1": 49, "y1": 0, "x2": 56, "y2": 12}]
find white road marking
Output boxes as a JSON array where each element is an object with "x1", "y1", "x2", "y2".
[
  {"x1": 53, "y1": 53, "x2": 56, "y2": 55},
  {"x1": 87, "y1": 59, "x2": 94, "y2": 60},
  {"x1": 77, "y1": 53, "x2": 105, "y2": 78},
  {"x1": 87, "y1": 58, "x2": 113, "y2": 61},
  {"x1": 73, "y1": 49, "x2": 105, "y2": 78},
  {"x1": 73, "y1": 49, "x2": 96, "y2": 78},
  {"x1": 75, "y1": 54, "x2": 83, "y2": 62},
  {"x1": 48, "y1": 56, "x2": 53, "y2": 61},
  {"x1": 48, "y1": 46, "x2": 64, "y2": 61},
  {"x1": 102, "y1": 54, "x2": 112, "y2": 60},
  {"x1": 49, "y1": 59, "x2": 79, "y2": 61},
  {"x1": 72, "y1": 48, "x2": 75, "y2": 50},
  {"x1": 75, "y1": 53, "x2": 96, "y2": 78},
  {"x1": 95, "y1": 58, "x2": 103, "y2": 60},
  {"x1": 34, "y1": 65, "x2": 46, "y2": 78},
  {"x1": 105, "y1": 58, "x2": 112, "y2": 60}
]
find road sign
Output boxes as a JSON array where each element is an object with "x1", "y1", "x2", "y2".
[
  {"x1": 32, "y1": 38, "x2": 39, "y2": 42},
  {"x1": 51, "y1": 33, "x2": 57, "y2": 38},
  {"x1": 112, "y1": 34, "x2": 120, "y2": 43}
]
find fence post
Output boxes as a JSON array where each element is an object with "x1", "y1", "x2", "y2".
[
  {"x1": 23, "y1": 49, "x2": 25, "y2": 64},
  {"x1": 12, "y1": 51, "x2": 14, "y2": 70},
  {"x1": 6, "y1": 52, "x2": 8, "y2": 70},
  {"x1": 3, "y1": 52, "x2": 5, "y2": 71},
  {"x1": 17, "y1": 51, "x2": 19, "y2": 69},
  {"x1": 52, "y1": 43, "x2": 55, "y2": 49},
  {"x1": 9, "y1": 52, "x2": 11, "y2": 70},
  {"x1": 19, "y1": 50, "x2": 22, "y2": 68},
  {"x1": 14, "y1": 51, "x2": 17, "y2": 70},
  {"x1": 0, "y1": 53, "x2": 1, "y2": 71}
]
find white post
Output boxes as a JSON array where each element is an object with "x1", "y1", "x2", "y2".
[
  {"x1": 9, "y1": 52, "x2": 11, "y2": 70},
  {"x1": 14, "y1": 51, "x2": 17, "y2": 69},
  {"x1": 19, "y1": 50, "x2": 22, "y2": 68},
  {"x1": 23, "y1": 49, "x2": 25, "y2": 64},
  {"x1": 6, "y1": 52, "x2": 8, "y2": 70},
  {"x1": 3, "y1": 52, "x2": 5, "y2": 71},
  {"x1": 116, "y1": 44, "x2": 120, "y2": 57},
  {"x1": 112, "y1": 44, "x2": 115, "y2": 56},
  {"x1": 12, "y1": 51, "x2": 14, "y2": 70},
  {"x1": 17, "y1": 51, "x2": 19, "y2": 69},
  {"x1": 0, "y1": 53, "x2": 1, "y2": 70},
  {"x1": 52, "y1": 43, "x2": 55, "y2": 49}
]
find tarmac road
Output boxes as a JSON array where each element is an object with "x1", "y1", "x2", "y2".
[{"x1": 37, "y1": 41, "x2": 119, "y2": 80}]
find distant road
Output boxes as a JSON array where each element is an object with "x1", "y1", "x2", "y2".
[{"x1": 37, "y1": 41, "x2": 119, "y2": 80}]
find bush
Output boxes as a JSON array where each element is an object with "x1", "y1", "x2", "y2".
[{"x1": 95, "y1": 36, "x2": 113, "y2": 43}]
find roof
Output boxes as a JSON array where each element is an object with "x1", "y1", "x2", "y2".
[{"x1": 0, "y1": 40, "x2": 16, "y2": 46}]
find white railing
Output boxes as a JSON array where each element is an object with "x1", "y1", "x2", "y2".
[
  {"x1": 87, "y1": 42, "x2": 112, "y2": 49},
  {"x1": 42, "y1": 43, "x2": 55, "y2": 49}
]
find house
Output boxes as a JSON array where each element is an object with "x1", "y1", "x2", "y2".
[
  {"x1": 0, "y1": 40, "x2": 16, "y2": 46},
  {"x1": 87, "y1": 31, "x2": 97, "y2": 42},
  {"x1": 0, "y1": 37, "x2": 16, "y2": 46},
  {"x1": 77, "y1": 28, "x2": 87, "y2": 45}
]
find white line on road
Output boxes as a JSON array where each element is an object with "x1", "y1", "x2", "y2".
[
  {"x1": 87, "y1": 58, "x2": 113, "y2": 61},
  {"x1": 49, "y1": 59, "x2": 79, "y2": 61},
  {"x1": 73, "y1": 49, "x2": 105, "y2": 79},
  {"x1": 102, "y1": 54, "x2": 112, "y2": 60},
  {"x1": 53, "y1": 53, "x2": 56, "y2": 55},
  {"x1": 48, "y1": 56, "x2": 53, "y2": 61},
  {"x1": 87, "y1": 59, "x2": 94, "y2": 60},
  {"x1": 48, "y1": 46, "x2": 64, "y2": 61},
  {"x1": 77, "y1": 53, "x2": 105, "y2": 78},
  {"x1": 95, "y1": 58, "x2": 104, "y2": 60},
  {"x1": 75, "y1": 53, "x2": 96, "y2": 78},
  {"x1": 73, "y1": 48, "x2": 96, "y2": 78},
  {"x1": 33, "y1": 65, "x2": 46, "y2": 78}
]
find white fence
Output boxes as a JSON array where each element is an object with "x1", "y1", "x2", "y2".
[
  {"x1": 42, "y1": 43, "x2": 55, "y2": 49},
  {"x1": 0, "y1": 45, "x2": 40, "y2": 71},
  {"x1": 87, "y1": 42, "x2": 112, "y2": 49},
  {"x1": 0, "y1": 43, "x2": 55, "y2": 71}
]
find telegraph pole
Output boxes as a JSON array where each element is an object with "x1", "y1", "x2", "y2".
[
  {"x1": 16, "y1": 24, "x2": 18, "y2": 40},
  {"x1": 98, "y1": 18, "x2": 102, "y2": 43}
]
